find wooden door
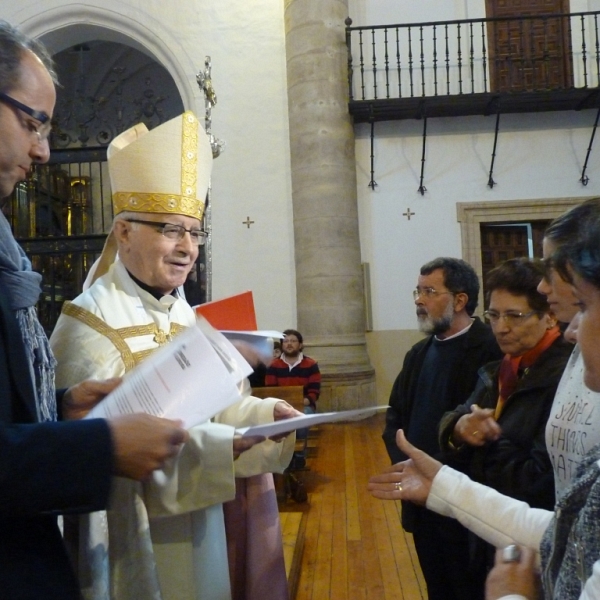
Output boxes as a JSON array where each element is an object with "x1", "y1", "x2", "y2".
[
  {"x1": 486, "y1": 0, "x2": 573, "y2": 92},
  {"x1": 480, "y1": 220, "x2": 550, "y2": 306}
]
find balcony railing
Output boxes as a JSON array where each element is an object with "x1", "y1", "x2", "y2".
[{"x1": 346, "y1": 11, "x2": 600, "y2": 122}]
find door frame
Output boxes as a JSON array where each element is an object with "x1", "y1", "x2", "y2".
[{"x1": 457, "y1": 196, "x2": 585, "y2": 314}]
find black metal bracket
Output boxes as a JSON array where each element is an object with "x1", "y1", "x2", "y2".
[
  {"x1": 580, "y1": 106, "x2": 600, "y2": 186},
  {"x1": 368, "y1": 118, "x2": 378, "y2": 189},
  {"x1": 417, "y1": 115, "x2": 427, "y2": 195},
  {"x1": 487, "y1": 112, "x2": 501, "y2": 188}
]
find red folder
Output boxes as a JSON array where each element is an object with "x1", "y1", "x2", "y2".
[{"x1": 194, "y1": 290, "x2": 257, "y2": 331}]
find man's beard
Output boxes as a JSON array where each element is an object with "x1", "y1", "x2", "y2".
[{"x1": 417, "y1": 301, "x2": 454, "y2": 336}]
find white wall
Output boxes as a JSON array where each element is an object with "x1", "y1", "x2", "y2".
[{"x1": 355, "y1": 111, "x2": 600, "y2": 331}]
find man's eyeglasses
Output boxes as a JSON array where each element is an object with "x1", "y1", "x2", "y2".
[
  {"x1": 483, "y1": 310, "x2": 539, "y2": 326},
  {"x1": 0, "y1": 92, "x2": 52, "y2": 144},
  {"x1": 126, "y1": 219, "x2": 207, "y2": 246},
  {"x1": 412, "y1": 287, "x2": 454, "y2": 300}
]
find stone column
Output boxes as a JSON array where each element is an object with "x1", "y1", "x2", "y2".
[{"x1": 284, "y1": 0, "x2": 375, "y2": 410}]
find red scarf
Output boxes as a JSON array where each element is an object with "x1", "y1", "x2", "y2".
[{"x1": 495, "y1": 325, "x2": 561, "y2": 419}]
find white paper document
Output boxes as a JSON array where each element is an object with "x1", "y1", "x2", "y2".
[
  {"x1": 85, "y1": 317, "x2": 254, "y2": 429},
  {"x1": 237, "y1": 406, "x2": 387, "y2": 438}
]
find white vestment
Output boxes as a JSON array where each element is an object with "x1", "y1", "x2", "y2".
[{"x1": 50, "y1": 260, "x2": 294, "y2": 600}]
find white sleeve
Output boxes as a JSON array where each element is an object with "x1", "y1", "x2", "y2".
[
  {"x1": 214, "y1": 395, "x2": 295, "y2": 477},
  {"x1": 426, "y1": 466, "x2": 553, "y2": 550},
  {"x1": 143, "y1": 421, "x2": 237, "y2": 516}
]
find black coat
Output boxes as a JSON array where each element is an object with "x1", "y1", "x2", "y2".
[
  {"x1": 438, "y1": 336, "x2": 573, "y2": 511},
  {"x1": 382, "y1": 317, "x2": 502, "y2": 532},
  {"x1": 0, "y1": 292, "x2": 113, "y2": 599},
  {"x1": 383, "y1": 317, "x2": 502, "y2": 464}
]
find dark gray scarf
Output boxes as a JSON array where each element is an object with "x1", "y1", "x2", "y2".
[{"x1": 0, "y1": 211, "x2": 57, "y2": 422}]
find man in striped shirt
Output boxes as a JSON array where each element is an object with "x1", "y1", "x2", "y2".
[{"x1": 266, "y1": 329, "x2": 321, "y2": 468}]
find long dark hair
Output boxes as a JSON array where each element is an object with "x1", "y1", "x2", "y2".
[{"x1": 553, "y1": 199, "x2": 600, "y2": 288}]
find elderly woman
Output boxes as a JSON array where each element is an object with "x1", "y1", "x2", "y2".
[{"x1": 439, "y1": 258, "x2": 572, "y2": 512}]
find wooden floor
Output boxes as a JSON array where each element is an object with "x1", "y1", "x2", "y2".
[{"x1": 279, "y1": 412, "x2": 426, "y2": 600}]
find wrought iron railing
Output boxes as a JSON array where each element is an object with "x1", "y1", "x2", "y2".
[{"x1": 346, "y1": 11, "x2": 600, "y2": 103}]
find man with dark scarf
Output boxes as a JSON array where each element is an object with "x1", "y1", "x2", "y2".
[{"x1": 0, "y1": 20, "x2": 189, "y2": 599}]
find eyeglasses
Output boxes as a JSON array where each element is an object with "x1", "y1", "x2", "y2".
[
  {"x1": 412, "y1": 287, "x2": 454, "y2": 300},
  {"x1": 483, "y1": 310, "x2": 539, "y2": 326},
  {"x1": 126, "y1": 219, "x2": 207, "y2": 245},
  {"x1": 0, "y1": 92, "x2": 52, "y2": 143}
]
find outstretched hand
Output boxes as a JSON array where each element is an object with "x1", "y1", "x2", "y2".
[{"x1": 367, "y1": 429, "x2": 443, "y2": 505}]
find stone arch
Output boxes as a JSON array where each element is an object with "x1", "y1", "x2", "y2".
[{"x1": 12, "y1": 4, "x2": 200, "y2": 112}]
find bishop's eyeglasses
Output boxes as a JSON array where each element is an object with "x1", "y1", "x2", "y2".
[{"x1": 126, "y1": 219, "x2": 207, "y2": 246}]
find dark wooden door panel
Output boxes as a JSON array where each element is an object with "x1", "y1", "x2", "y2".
[
  {"x1": 480, "y1": 221, "x2": 550, "y2": 307},
  {"x1": 486, "y1": 0, "x2": 573, "y2": 92}
]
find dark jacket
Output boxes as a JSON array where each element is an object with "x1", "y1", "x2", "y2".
[
  {"x1": 0, "y1": 292, "x2": 114, "y2": 599},
  {"x1": 438, "y1": 336, "x2": 573, "y2": 511},
  {"x1": 383, "y1": 317, "x2": 502, "y2": 464},
  {"x1": 382, "y1": 317, "x2": 502, "y2": 533}
]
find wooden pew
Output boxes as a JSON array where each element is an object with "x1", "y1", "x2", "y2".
[{"x1": 251, "y1": 385, "x2": 308, "y2": 462}]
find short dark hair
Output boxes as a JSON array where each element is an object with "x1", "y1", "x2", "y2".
[
  {"x1": 283, "y1": 329, "x2": 303, "y2": 344},
  {"x1": 0, "y1": 20, "x2": 56, "y2": 94},
  {"x1": 420, "y1": 257, "x2": 480, "y2": 315},
  {"x1": 485, "y1": 257, "x2": 549, "y2": 313}
]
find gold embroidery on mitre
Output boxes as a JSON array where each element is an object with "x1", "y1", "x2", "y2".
[
  {"x1": 181, "y1": 111, "x2": 198, "y2": 201},
  {"x1": 112, "y1": 192, "x2": 204, "y2": 220},
  {"x1": 111, "y1": 111, "x2": 204, "y2": 220}
]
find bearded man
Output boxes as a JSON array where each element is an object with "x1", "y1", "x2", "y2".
[{"x1": 382, "y1": 257, "x2": 501, "y2": 600}]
